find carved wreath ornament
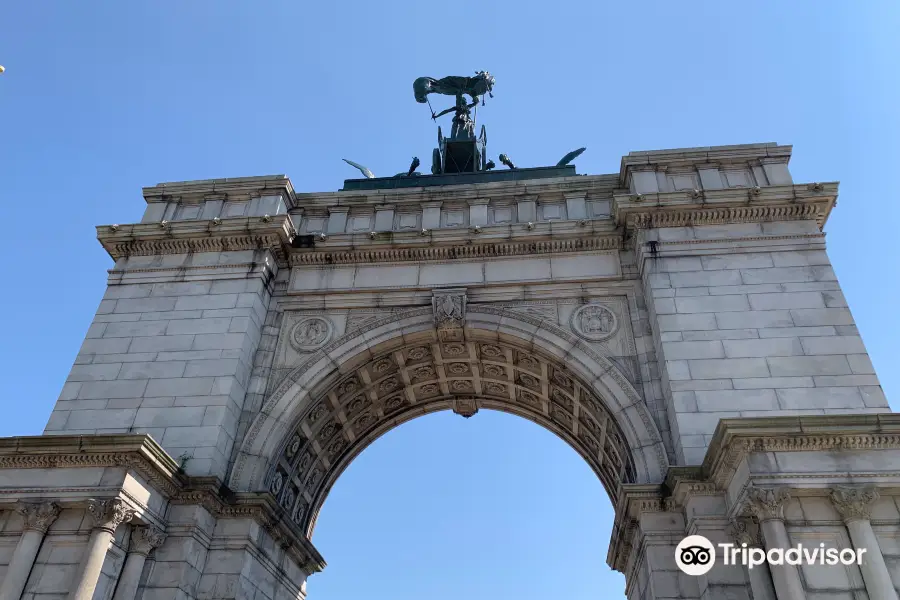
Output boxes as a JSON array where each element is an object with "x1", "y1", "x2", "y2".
[
  {"x1": 570, "y1": 303, "x2": 617, "y2": 342},
  {"x1": 289, "y1": 317, "x2": 333, "y2": 352}
]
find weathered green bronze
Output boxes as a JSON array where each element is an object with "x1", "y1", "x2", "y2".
[
  {"x1": 557, "y1": 147, "x2": 587, "y2": 167},
  {"x1": 341, "y1": 72, "x2": 585, "y2": 183}
]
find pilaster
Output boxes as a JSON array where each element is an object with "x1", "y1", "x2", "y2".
[{"x1": 831, "y1": 486, "x2": 899, "y2": 600}]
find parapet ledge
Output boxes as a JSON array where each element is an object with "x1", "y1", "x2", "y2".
[{"x1": 142, "y1": 175, "x2": 296, "y2": 209}]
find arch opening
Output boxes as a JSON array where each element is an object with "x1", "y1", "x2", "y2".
[
  {"x1": 308, "y1": 410, "x2": 626, "y2": 599},
  {"x1": 264, "y1": 336, "x2": 639, "y2": 538}
]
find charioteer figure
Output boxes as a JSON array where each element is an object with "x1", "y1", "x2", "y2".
[{"x1": 340, "y1": 71, "x2": 587, "y2": 183}]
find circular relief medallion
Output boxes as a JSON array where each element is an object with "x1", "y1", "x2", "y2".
[
  {"x1": 569, "y1": 303, "x2": 618, "y2": 342},
  {"x1": 372, "y1": 357, "x2": 394, "y2": 374},
  {"x1": 480, "y1": 344, "x2": 503, "y2": 358},
  {"x1": 407, "y1": 346, "x2": 430, "y2": 361},
  {"x1": 443, "y1": 343, "x2": 466, "y2": 356},
  {"x1": 485, "y1": 382, "x2": 507, "y2": 395},
  {"x1": 292, "y1": 502, "x2": 308, "y2": 525},
  {"x1": 290, "y1": 317, "x2": 333, "y2": 352},
  {"x1": 286, "y1": 435, "x2": 302, "y2": 458},
  {"x1": 281, "y1": 487, "x2": 295, "y2": 509},
  {"x1": 447, "y1": 362, "x2": 470, "y2": 375},
  {"x1": 412, "y1": 366, "x2": 436, "y2": 382},
  {"x1": 450, "y1": 380, "x2": 473, "y2": 392},
  {"x1": 483, "y1": 363, "x2": 505, "y2": 377},
  {"x1": 270, "y1": 472, "x2": 284, "y2": 494},
  {"x1": 354, "y1": 412, "x2": 377, "y2": 433}
]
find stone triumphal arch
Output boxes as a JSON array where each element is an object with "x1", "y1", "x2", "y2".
[{"x1": 1, "y1": 142, "x2": 898, "y2": 600}]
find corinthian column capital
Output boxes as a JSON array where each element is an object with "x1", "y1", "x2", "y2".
[
  {"x1": 726, "y1": 517, "x2": 762, "y2": 548},
  {"x1": 87, "y1": 499, "x2": 135, "y2": 534},
  {"x1": 744, "y1": 486, "x2": 792, "y2": 522},
  {"x1": 831, "y1": 486, "x2": 879, "y2": 523},
  {"x1": 18, "y1": 501, "x2": 61, "y2": 534},
  {"x1": 129, "y1": 525, "x2": 167, "y2": 556}
]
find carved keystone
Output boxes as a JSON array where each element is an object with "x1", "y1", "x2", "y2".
[
  {"x1": 831, "y1": 486, "x2": 879, "y2": 523},
  {"x1": 18, "y1": 502, "x2": 61, "y2": 534},
  {"x1": 452, "y1": 396, "x2": 478, "y2": 419},
  {"x1": 432, "y1": 288, "x2": 467, "y2": 342},
  {"x1": 744, "y1": 486, "x2": 791, "y2": 522},
  {"x1": 87, "y1": 498, "x2": 136, "y2": 534}
]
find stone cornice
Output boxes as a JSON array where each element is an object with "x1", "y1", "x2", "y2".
[
  {"x1": 613, "y1": 183, "x2": 838, "y2": 230},
  {"x1": 142, "y1": 175, "x2": 296, "y2": 209},
  {"x1": 289, "y1": 234, "x2": 623, "y2": 266},
  {"x1": 171, "y1": 477, "x2": 326, "y2": 573},
  {"x1": 96, "y1": 216, "x2": 295, "y2": 264},
  {"x1": 702, "y1": 414, "x2": 900, "y2": 490},
  {"x1": 0, "y1": 434, "x2": 183, "y2": 497},
  {"x1": 606, "y1": 414, "x2": 900, "y2": 578},
  {"x1": 607, "y1": 483, "x2": 670, "y2": 574},
  {"x1": 0, "y1": 435, "x2": 327, "y2": 574}
]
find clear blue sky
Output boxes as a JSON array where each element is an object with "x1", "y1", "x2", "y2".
[{"x1": 2, "y1": 2, "x2": 899, "y2": 599}]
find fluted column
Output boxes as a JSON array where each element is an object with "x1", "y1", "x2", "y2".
[
  {"x1": 0, "y1": 502, "x2": 61, "y2": 600},
  {"x1": 727, "y1": 517, "x2": 776, "y2": 600},
  {"x1": 745, "y1": 486, "x2": 805, "y2": 599},
  {"x1": 68, "y1": 499, "x2": 135, "y2": 600},
  {"x1": 111, "y1": 525, "x2": 166, "y2": 600},
  {"x1": 831, "y1": 486, "x2": 899, "y2": 600}
]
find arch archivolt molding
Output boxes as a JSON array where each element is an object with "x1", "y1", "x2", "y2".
[{"x1": 229, "y1": 302, "x2": 668, "y2": 537}]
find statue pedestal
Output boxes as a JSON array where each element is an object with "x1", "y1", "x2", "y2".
[{"x1": 442, "y1": 139, "x2": 479, "y2": 173}]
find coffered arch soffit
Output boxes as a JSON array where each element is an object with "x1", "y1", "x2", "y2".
[{"x1": 229, "y1": 306, "x2": 668, "y2": 536}]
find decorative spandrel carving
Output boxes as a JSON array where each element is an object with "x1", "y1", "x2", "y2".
[
  {"x1": 744, "y1": 486, "x2": 791, "y2": 522},
  {"x1": 87, "y1": 498, "x2": 136, "y2": 533},
  {"x1": 570, "y1": 303, "x2": 618, "y2": 342},
  {"x1": 831, "y1": 486, "x2": 879, "y2": 522},
  {"x1": 433, "y1": 288, "x2": 467, "y2": 342},
  {"x1": 18, "y1": 502, "x2": 61, "y2": 534},
  {"x1": 290, "y1": 317, "x2": 333, "y2": 352}
]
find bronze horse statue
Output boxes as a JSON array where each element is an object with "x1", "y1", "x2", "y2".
[{"x1": 414, "y1": 71, "x2": 495, "y2": 105}]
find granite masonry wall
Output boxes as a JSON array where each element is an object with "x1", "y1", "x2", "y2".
[
  {"x1": 640, "y1": 220, "x2": 887, "y2": 465},
  {"x1": 43, "y1": 251, "x2": 274, "y2": 480}
]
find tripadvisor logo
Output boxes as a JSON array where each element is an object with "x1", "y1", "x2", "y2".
[
  {"x1": 675, "y1": 535, "x2": 867, "y2": 576},
  {"x1": 676, "y1": 536, "x2": 716, "y2": 576}
]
